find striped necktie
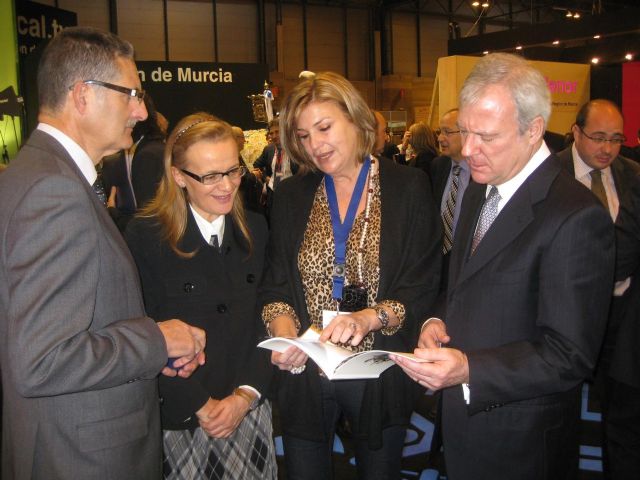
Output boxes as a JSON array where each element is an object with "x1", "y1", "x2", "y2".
[{"x1": 442, "y1": 165, "x2": 461, "y2": 254}]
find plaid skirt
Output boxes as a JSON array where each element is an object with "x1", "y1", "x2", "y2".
[{"x1": 163, "y1": 400, "x2": 277, "y2": 480}]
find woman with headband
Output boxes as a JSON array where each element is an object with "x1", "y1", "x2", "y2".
[
  {"x1": 260, "y1": 72, "x2": 441, "y2": 479},
  {"x1": 125, "y1": 113, "x2": 276, "y2": 479}
]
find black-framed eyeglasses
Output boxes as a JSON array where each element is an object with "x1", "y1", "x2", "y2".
[
  {"x1": 180, "y1": 165, "x2": 247, "y2": 185},
  {"x1": 578, "y1": 126, "x2": 626, "y2": 146},
  {"x1": 435, "y1": 129, "x2": 461, "y2": 137},
  {"x1": 74, "y1": 80, "x2": 146, "y2": 103}
]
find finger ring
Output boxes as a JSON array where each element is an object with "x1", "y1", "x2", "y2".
[{"x1": 289, "y1": 365, "x2": 306, "y2": 375}]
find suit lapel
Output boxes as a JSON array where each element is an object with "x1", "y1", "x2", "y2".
[
  {"x1": 449, "y1": 155, "x2": 560, "y2": 291},
  {"x1": 30, "y1": 130, "x2": 137, "y2": 269}
]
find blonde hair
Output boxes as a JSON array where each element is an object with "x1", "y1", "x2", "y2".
[
  {"x1": 139, "y1": 112, "x2": 253, "y2": 257},
  {"x1": 278, "y1": 71, "x2": 376, "y2": 173}
]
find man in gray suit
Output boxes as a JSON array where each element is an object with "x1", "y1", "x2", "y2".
[{"x1": 0, "y1": 27, "x2": 206, "y2": 479}]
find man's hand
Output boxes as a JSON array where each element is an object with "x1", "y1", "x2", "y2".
[
  {"x1": 157, "y1": 320, "x2": 206, "y2": 377},
  {"x1": 418, "y1": 318, "x2": 451, "y2": 348},
  {"x1": 391, "y1": 347, "x2": 469, "y2": 391}
]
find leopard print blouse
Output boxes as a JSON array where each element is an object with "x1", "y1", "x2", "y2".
[{"x1": 263, "y1": 159, "x2": 406, "y2": 353}]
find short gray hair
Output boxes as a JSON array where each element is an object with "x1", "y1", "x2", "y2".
[
  {"x1": 38, "y1": 27, "x2": 135, "y2": 112},
  {"x1": 459, "y1": 53, "x2": 550, "y2": 134}
]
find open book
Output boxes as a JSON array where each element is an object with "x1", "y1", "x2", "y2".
[{"x1": 258, "y1": 328, "x2": 429, "y2": 380}]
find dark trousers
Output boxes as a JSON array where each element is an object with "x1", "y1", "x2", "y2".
[
  {"x1": 602, "y1": 376, "x2": 640, "y2": 480},
  {"x1": 282, "y1": 377, "x2": 406, "y2": 480}
]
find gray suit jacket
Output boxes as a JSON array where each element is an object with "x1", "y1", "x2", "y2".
[{"x1": 0, "y1": 130, "x2": 168, "y2": 479}]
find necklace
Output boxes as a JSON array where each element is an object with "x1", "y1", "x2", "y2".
[{"x1": 356, "y1": 158, "x2": 375, "y2": 284}]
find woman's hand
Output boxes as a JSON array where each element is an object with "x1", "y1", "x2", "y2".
[
  {"x1": 271, "y1": 346, "x2": 308, "y2": 373},
  {"x1": 197, "y1": 395, "x2": 249, "y2": 438},
  {"x1": 319, "y1": 309, "x2": 377, "y2": 347}
]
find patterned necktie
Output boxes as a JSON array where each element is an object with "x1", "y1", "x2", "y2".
[
  {"x1": 471, "y1": 186, "x2": 501, "y2": 255},
  {"x1": 589, "y1": 169, "x2": 609, "y2": 210},
  {"x1": 442, "y1": 165, "x2": 462, "y2": 254},
  {"x1": 92, "y1": 175, "x2": 107, "y2": 206}
]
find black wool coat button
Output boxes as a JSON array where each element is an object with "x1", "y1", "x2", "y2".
[
  {"x1": 246, "y1": 274, "x2": 255, "y2": 283},
  {"x1": 217, "y1": 304, "x2": 228, "y2": 313}
]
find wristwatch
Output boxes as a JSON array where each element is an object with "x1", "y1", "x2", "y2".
[
  {"x1": 233, "y1": 387, "x2": 259, "y2": 410},
  {"x1": 373, "y1": 304, "x2": 389, "y2": 329}
]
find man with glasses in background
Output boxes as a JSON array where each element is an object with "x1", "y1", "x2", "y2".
[
  {"x1": 557, "y1": 99, "x2": 640, "y2": 479},
  {"x1": 0, "y1": 27, "x2": 206, "y2": 479}
]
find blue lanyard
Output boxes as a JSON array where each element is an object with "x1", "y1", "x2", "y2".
[{"x1": 325, "y1": 157, "x2": 371, "y2": 301}]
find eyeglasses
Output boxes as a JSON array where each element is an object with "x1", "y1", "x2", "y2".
[
  {"x1": 180, "y1": 165, "x2": 247, "y2": 185},
  {"x1": 78, "y1": 80, "x2": 146, "y2": 103},
  {"x1": 436, "y1": 129, "x2": 461, "y2": 137},
  {"x1": 578, "y1": 126, "x2": 626, "y2": 146}
]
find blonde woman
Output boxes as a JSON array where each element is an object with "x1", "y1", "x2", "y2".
[{"x1": 125, "y1": 113, "x2": 276, "y2": 479}]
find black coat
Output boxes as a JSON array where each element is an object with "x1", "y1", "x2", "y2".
[
  {"x1": 259, "y1": 156, "x2": 442, "y2": 448},
  {"x1": 125, "y1": 209, "x2": 272, "y2": 430}
]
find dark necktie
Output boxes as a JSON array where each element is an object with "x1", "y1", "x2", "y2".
[
  {"x1": 92, "y1": 175, "x2": 107, "y2": 206},
  {"x1": 589, "y1": 170, "x2": 609, "y2": 211},
  {"x1": 471, "y1": 186, "x2": 501, "y2": 255},
  {"x1": 442, "y1": 165, "x2": 461, "y2": 254},
  {"x1": 209, "y1": 234, "x2": 219, "y2": 250}
]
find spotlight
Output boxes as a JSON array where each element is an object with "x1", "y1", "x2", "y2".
[
  {"x1": 472, "y1": 1, "x2": 480, "y2": 6},
  {"x1": 483, "y1": 51, "x2": 489, "y2": 55},
  {"x1": 593, "y1": 34, "x2": 601, "y2": 39},
  {"x1": 566, "y1": 11, "x2": 572, "y2": 17},
  {"x1": 591, "y1": 57, "x2": 600, "y2": 64},
  {"x1": 625, "y1": 53, "x2": 634, "y2": 61},
  {"x1": 481, "y1": 2, "x2": 489, "y2": 7},
  {"x1": 573, "y1": 12, "x2": 580, "y2": 18},
  {"x1": 515, "y1": 45, "x2": 523, "y2": 51},
  {"x1": 552, "y1": 40, "x2": 560, "y2": 45}
]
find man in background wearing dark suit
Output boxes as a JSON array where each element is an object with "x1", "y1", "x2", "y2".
[
  {"x1": 102, "y1": 94, "x2": 166, "y2": 231},
  {"x1": 430, "y1": 108, "x2": 472, "y2": 290},
  {"x1": 0, "y1": 27, "x2": 205, "y2": 479},
  {"x1": 557, "y1": 99, "x2": 640, "y2": 479},
  {"x1": 253, "y1": 118, "x2": 298, "y2": 220},
  {"x1": 232, "y1": 125, "x2": 264, "y2": 215},
  {"x1": 610, "y1": 174, "x2": 640, "y2": 479},
  {"x1": 393, "y1": 53, "x2": 614, "y2": 480}
]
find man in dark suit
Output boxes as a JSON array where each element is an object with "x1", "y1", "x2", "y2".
[
  {"x1": 557, "y1": 100, "x2": 640, "y2": 477},
  {"x1": 253, "y1": 118, "x2": 298, "y2": 218},
  {"x1": 393, "y1": 53, "x2": 614, "y2": 479},
  {"x1": 557, "y1": 99, "x2": 640, "y2": 479},
  {"x1": 102, "y1": 94, "x2": 166, "y2": 231},
  {"x1": 610, "y1": 174, "x2": 640, "y2": 479},
  {"x1": 0, "y1": 27, "x2": 205, "y2": 479},
  {"x1": 430, "y1": 108, "x2": 472, "y2": 287}
]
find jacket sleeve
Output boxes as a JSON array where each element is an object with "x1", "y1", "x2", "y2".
[{"x1": 5, "y1": 175, "x2": 167, "y2": 398}]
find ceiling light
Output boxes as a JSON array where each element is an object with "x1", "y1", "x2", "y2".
[
  {"x1": 552, "y1": 40, "x2": 560, "y2": 45},
  {"x1": 515, "y1": 45, "x2": 523, "y2": 51},
  {"x1": 591, "y1": 57, "x2": 600, "y2": 64},
  {"x1": 593, "y1": 35, "x2": 601, "y2": 39},
  {"x1": 625, "y1": 53, "x2": 634, "y2": 61},
  {"x1": 573, "y1": 12, "x2": 580, "y2": 18},
  {"x1": 481, "y1": 2, "x2": 490, "y2": 7},
  {"x1": 566, "y1": 11, "x2": 573, "y2": 17},
  {"x1": 472, "y1": 1, "x2": 480, "y2": 6},
  {"x1": 483, "y1": 51, "x2": 489, "y2": 55}
]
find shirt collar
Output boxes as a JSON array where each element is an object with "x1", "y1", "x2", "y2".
[
  {"x1": 571, "y1": 142, "x2": 611, "y2": 180},
  {"x1": 490, "y1": 141, "x2": 551, "y2": 205},
  {"x1": 190, "y1": 204, "x2": 226, "y2": 244},
  {"x1": 37, "y1": 123, "x2": 97, "y2": 185}
]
